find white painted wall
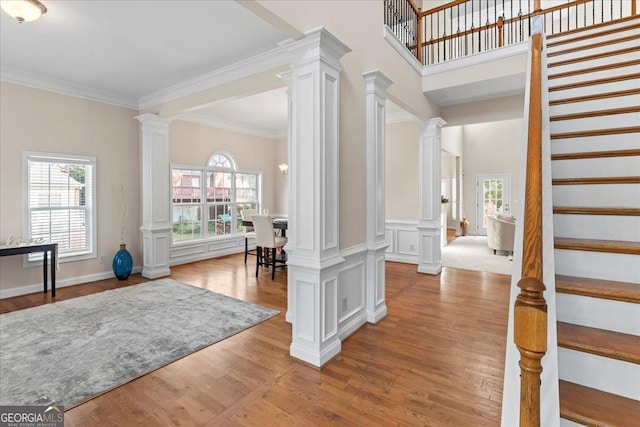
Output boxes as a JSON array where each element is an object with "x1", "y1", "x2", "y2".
[{"x1": 462, "y1": 118, "x2": 523, "y2": 234}]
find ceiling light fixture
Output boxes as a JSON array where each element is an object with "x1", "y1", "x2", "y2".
[{"x1": 1, "y1": 0, "x2": 47, "y2": 23}]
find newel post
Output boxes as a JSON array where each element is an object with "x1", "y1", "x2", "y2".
[{"x1": 514, "y1": 277, "x2": 547, "y2": 427}]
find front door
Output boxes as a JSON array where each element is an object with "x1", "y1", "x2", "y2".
[{"x1": 476, "y1": 174, "x2": 510, "y2": 235}]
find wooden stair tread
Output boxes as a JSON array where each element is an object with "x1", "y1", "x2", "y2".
[
  {"x1": 558, "y1": 322, "x2": 640, "y2": 364},
  {"x1": 554, "y1": 237, "x2": 640, "y2": 255},
  {"x1": 551, "y1": 107, "x2": 640, "y2": 121},
  {"x1": 560, "y1": 380, "x2": 640, "y2": 427},
  {"x1": 551, "y1": 149, "x2": 640, "y2": 160},
  {"x1": 551, "y1": 127, "x2": 640, "y2": 139},
  {"x1": 548, "y1": 22, "x2": 640, "y2": 48},
  {"x1": 549, "y1": 88, "x2": 640, "y2": 105},
  {"x1": 547, "y1": 14, "x2": 640, "y2": 41},
  {"x1": 552, "y1": 176, "x2": 640, "y2": 185},
  {"x1": 549, "y1": 59, "x2": 640, "y2": 80},
  {"x1": 556, "y1": 274, "x2": 640, "y2": 303},
  {"x1": 549, "y1": 73, "x2": 640, "y2": 92},
  {"x1": 548, "y1": 45, "x2": 640, "y2": 68},
  {"x1": 553, "y1": 207, "x2": 640, "y2": 216},
  {"x1": 548, "y1": 34, "x2": 640, "y2": 58}
]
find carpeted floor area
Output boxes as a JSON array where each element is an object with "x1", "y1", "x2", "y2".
[
  {"x1": 0, "y1": 279, "x2": 278, "y2": 409},
  {"x1": 442, "y1": 236, "x2": 513, "y2": 275}
]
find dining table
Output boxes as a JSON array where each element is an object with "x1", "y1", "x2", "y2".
[{"x1": 242, "y1": 217, "x2": 288, "y2": 237}]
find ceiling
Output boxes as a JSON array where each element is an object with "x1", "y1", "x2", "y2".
[
  {"x1": 1, "y1": 1, "x2": 420, "y2": 139},
  {"x1": 0, "y1": 1, "x2": 289, "y2": 108}
]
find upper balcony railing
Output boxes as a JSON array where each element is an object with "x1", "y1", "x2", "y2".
[{"x1": 384, "y1": 0, "x2": 638, "y2": 66}]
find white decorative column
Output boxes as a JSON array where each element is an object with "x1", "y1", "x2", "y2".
[
  {"x1": 285, "y1": 28, "x2": 351, "y2": 367},
  {"x1": 417, "y1": 117, "x2": 446, "y2": 275},
  {"x1": 363, "y1": 70, "x2": 392, "y2": 323},
  {"x1": 136, "y1": 113, "x2": 172, "y2": 279},
  {"x1": 279, "y1": 70, "x2": 295, "y2": 324}
]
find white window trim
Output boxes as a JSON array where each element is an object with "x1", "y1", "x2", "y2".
[
  {"x1": 22, "y1": 151, "x2": 97, "y2": 267},
  {"x1": 170, "y1": 163, "x2": 262, "y2": 247}
]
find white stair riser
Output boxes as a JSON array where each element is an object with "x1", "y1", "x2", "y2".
[
  {"x1": 553, "y1": 184, "x2": 640, "y2": 208},
  {"x1": 548, "y1": 51, "x2": 640, "y2": 74},
  {"x1": 557, "y1": 293, "x2": 640, "y2": 335},
  {"x1": 549, "y1": 63, "x2": 640, "y2": 86},
  {"x1": 549, "y1": 94, "x2": 639, "y2": 117},
  {"x1": 553, "y1": 214, "x2": 640, "y2": 242},
  {"x1": 550, "y1": 113, "x2": 640, "y2": 133},
  {"x1": 560, "y1": 419, "x2": 586, "y2": 427},
  {"x1": 553, "y1": 133, "x2": 640, "y2": 153},
  {"x1": 548, "y1": 79, "x2": 640, "y2": 100},
  {"x1": 548, "y1": 19, "x2": 640, "y2": 44},
  {"x1": 551, "y1": 156, "x2": 640, "y2": 179},
  {"x1": 558, "y1": 348, "x2": 640, "y2": 400},
  {"x1": 549, "y1": 38, "x2": 639, "y2": 62},
  {"x1": 547, "y1": 27, "x2": 640, "y2": 53},
  {"x1": 554, "y1": 249, "x2": 640, "y2": 283}
]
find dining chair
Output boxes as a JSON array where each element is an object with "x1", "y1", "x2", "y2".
[
  {"x1": 252, "y1": 214, "x2": 287, "y2": 279},
  {"x1": 240, "y1": 208, "x2": 257, "y2": 264}
]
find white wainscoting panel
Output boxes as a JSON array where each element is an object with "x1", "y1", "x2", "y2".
[
  {"x1": 338, "y1": 245, "x2": 368, "y2": 340},
  {"x1": 169, "y1": 236, "x2": 252, "y2": 266},
  {"x1": 385, "y1": 221, "x2": 419, "y2": 264}
]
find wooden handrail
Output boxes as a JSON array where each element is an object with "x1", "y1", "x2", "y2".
[
  {"x1": 419, "y1": 0, "x2": 467, "y2": 17},
  {"x1": 407, "y1": 0, "x2": 420, "y2": 15},
  {"x1": 514, "y1": 32, "x2": 547, "y2": 427}
]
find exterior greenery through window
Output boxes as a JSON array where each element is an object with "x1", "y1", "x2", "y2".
[
  {"x1": 24, "y1": 152, "x2": 96, "y2": 261},
  {"x1": 172, "y1": 152, "x2": 260, "y2": 242}
]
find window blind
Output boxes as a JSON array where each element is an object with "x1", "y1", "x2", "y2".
[{"x1": 25, "y1": 152, "x2": 96, "y2": 261}]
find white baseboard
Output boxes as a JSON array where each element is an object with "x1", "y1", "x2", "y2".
[{"x1": 0, "y1": 266, "x2": 143, "y2": 299}]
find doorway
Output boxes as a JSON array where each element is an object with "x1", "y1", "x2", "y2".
[{"x1": 476, "y1": 174, "x2": 511, "y2": 235}]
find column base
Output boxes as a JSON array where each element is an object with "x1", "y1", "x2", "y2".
[{"x1": 290, "y1": 338, "x2": 341, "y2": 368}]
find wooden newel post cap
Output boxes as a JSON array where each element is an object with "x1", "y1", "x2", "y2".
[{"x1": 515, "y1": 277, "x2": 547, "y2": 353}]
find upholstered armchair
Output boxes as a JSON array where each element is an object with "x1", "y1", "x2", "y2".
[{"x1": 486, "y1": 214, "x2": 516, "y2": 255}]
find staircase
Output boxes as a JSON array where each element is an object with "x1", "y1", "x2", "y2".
[{"x1": 546, "y1": 15, "x2": 640, "y2": 427}]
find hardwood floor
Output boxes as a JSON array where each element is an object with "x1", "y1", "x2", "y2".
[{"x1": 0, "y1": 255, "x2": 511, "y2": 426}]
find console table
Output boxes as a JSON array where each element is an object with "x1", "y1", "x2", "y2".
[{"x1": 0, "y1": 242, "x2": 58, "y2": 297}]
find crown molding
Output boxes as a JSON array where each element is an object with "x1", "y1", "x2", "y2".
[
  {"x1": 137, "y1": 44, "x2": 293, "y2": 111},
  {"x1": 0, "y1": 66, "x2": 138, "y2": 110},
  {"x1": 173, "y1": 112, "x2": 286, "y2": 140}
]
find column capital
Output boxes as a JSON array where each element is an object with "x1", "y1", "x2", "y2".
[
  {"x1": 277, "y1": 70, "x2": 293, "y2": 85},
  {"x1": 419, "y1": 117, "x2": 447, "y2": 133},
  {"x1": 284, "y1": 27, "x2": 351, "y2": 69},
  {"x1": 135, "y1": 113, "x2": 172, "y2": 128},
  {"x1": 363, "y1": 70, "x2": 393, "y2": 96}
]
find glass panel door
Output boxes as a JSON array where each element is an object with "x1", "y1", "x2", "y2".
[{"x1": 476, "y1": 174, "x2": 510, "y2": 235}]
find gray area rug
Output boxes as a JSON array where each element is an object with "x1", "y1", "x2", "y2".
[{"x1": 0, "y1": 279, "x2": 278, "y2": 409}]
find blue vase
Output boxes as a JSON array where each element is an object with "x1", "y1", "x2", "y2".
[{"x1": 112, "y1": 244, "x2": 133, "y2": 280}]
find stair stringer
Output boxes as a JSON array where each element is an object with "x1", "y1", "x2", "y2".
[{"x1": 501, "y1": 33, "x2": 560, "y2": 427}]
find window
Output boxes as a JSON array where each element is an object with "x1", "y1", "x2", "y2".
[
  {"x1": 171, "y1": 169, "x2": 202, "y2": 242},
  {"x1": 171, "y1": 152, "x2": 260, "y2": 243},
  {"x1": 24, "y1": 152, "x2": 96, "y2": 261}
]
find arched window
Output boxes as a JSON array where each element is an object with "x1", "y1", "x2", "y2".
[{"x1": 207, "y1": 152, "x2": 236, "y2": 170}]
